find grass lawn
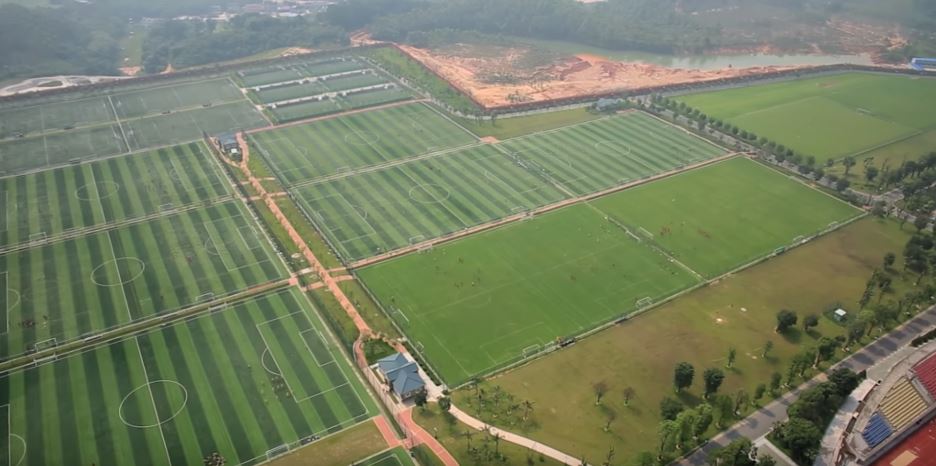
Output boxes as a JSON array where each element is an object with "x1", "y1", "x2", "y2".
[
  {"x1": 359, "y1": 157, "x2": 860, "y2": 385},
  {"x1": 455, "y1": 217, "x2": 912, "y2": 464},
  {"x1": 455, "y1": 107, "x2": 601, "y2": 140},
  {"x1": 0, "y1": 288, "x2": 376, "y2": 466},
  {"x1": 679, "y1": 73, "x2": 936, "y2": 163},
  {"x1": 591, "y1": 157, "x2": 863, "y2": 277},
  {"x1": 412, "y1": 403, "x2": 564, "y2": 466},
  {"x1": 827, "y1": 128, "x2": 936, "y2": 191},
  {"x1": 266, "y1": 420, "x2": 388, "y2": 466}
]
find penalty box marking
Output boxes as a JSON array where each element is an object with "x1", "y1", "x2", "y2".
[
  {"x1": 304, "y1": 192, "x2": 379, "y2": 244},
  {"x1": 201, "y1": 214, "x2": 267, "y2": 273},
  {"x1": 255, "y1": 311, "x2": 366, "y2": 407}
]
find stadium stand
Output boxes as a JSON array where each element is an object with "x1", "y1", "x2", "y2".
[
  {"x1": 877, "y1": 378, "x2": 928, "y2": 430},
  {"x1": 862, "y1": 413, "x2": 893, "y2": 449},
  {"x1": 911, "y1": 352, "x2": 936, "y2": 399}
]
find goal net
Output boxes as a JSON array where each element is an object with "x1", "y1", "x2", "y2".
[
  {"x1": 635, "y1": 297, "x2": 653, "y2": 309},
  {"x1": 521, "y1": 344, "x2": 541, "y2": 358},
  {"x1": 33, "y1": 337, "x2": 58, "y2": 352},
  {"x1": 266, "y1": 444, "x2": 289, "y2": 460}
]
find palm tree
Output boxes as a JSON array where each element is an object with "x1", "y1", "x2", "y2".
[
  {"x1": 522, "y1": 400, "x2": 534, "y2": 420},
  {"x1": 463, "y1": 429, "x2": 474, "y2": 450}
]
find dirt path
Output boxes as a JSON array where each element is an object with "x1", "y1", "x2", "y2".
[{"x1": 235, "y1": 132, "x2": 458, "y2": 464}]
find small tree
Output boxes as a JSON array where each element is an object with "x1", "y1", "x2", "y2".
[
  {"x1": 660, "y1": 396, "x2": 684, "y2": 421},
  {"x1": 803, "y1": 314, "x2": 820, "y2": 332},
  {"x1": 883, "y1": 252, "x2": 896, "y2": 270},
  {"x1": 673, "y1": 362, "x2": 695, "y2": 392},
  {"x1": 770, "y1": 372, "x2": 782, "y2": 395},
  {"x1": 734, "y1": 389, "x2": 750, "y2": 414},
  {"x1": 776, "y1": 309, "x2": 798, "y2": 333},
  {"x1": 843, "y1": 156, "x2": 857, "y2": 176},
  {"x1": 754, "y1": 383, "x2": 767, "y2": 403},
  {"x1": 593, "y1": 381, "x2": 608, "y2": 405},
  {"x1": 438, "y1": 396, "x2": 452, "y2": 412},
  {"x1": 693, "y1": 404, "x2": 713, "y2": 438},
  {"x1": 726, "y1": 347, "x2": 737, "y2": 368},
  {"x1": 622, "y1": 387, "x2": 635, "y2": 406},
  {"x1": 414, "y1": 391, "x2": 428, "y2": 410},
  {"x1": 703, "y1": 368, "x2": 725, "y2": 399},
  {"x1": 762, "y1": 340, "x2": 774, "y2": 359},
  {"x1": 914, "y1": 215, "x2": 929, "y2": 232}
]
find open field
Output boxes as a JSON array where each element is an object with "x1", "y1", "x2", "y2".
[
  {"x1": 457, "y1": 217, "x2": 911, "y2": 464},
  {"x1": 591, "y1": 158, "x2": 862, "y2": 277},
  {"x1": 266, "y1": 420, "x2": 387, "y2": 466},
  {"x1": 0, "y1": 287, "x2": 375, "y2": 466},
  {"x1": 678, "y1": 73, "x2": 936, "y2": 163},
  {"x1": 297, "y1": 144, "x2": 567, "y2": 262},
  {"x1": 0, "y1": 200, "x2": 287, "y2": 359},
  {"x1": 455, "y1": 107, "x2": 601, "y2": 140},
  {"x1": 357, "y1": 448, "x2": 416, "y2": 466},
  {"x1": 257, "y1": 82, "x2": 329, "y2": 105},
  {"x1": 0, "y1": 142, "x2": 229, "y2": 249},
  {"x1": 358, "y1": 158, "x2": 862, "y2": 384},
  {"x1": 269, "y1": 100, "x2": 342, "y2": 122},
  {"x1": 0, "y1": 77, "x2": 267, "y2": 175},
  {"x1": 253, "y1": 103, "x2": 477, "y2": 186},
  {"x1": 239, "y1": 59, "x2": 366, "y2": 88},
  {"x1": 500, "y1": 111, "x2": 727, "y2": 195}
]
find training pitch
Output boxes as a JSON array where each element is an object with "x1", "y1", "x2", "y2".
[
  {"x1": 678, "y1": 72, "x2": 936, "y2": 163},
  {"x1": 358, "y1": 158, "x2": 863, "y2": 384},
  {"x1": 0, "y1": 78, "x2": 268, "y2": 175},
  {"x1": 0, "y1": 288, "x2": 375, "y2": 466}
]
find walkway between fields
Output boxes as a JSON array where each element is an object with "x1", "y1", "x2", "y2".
[
  {"x1": 235, "y1": 132, "x2": 459, "y2": 465},
  {"x1": 449, "y1": 405, "x2": 584, "y2": 466},
  {"x1": 675, "y1": 304, "x2": 936, "y2": 465}
]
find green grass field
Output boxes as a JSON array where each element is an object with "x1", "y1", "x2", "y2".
[
  {"x1": 239, "y1": 59, "x2": 366, "y2": 88},
  {"x1": 252, "y1": 103, "x2": 477, "y2": 186},
  {"x1": 500, "y1": 111, "x2": 727, "y2": 195},
  {"x1": 461, "y1": 217, "x2": 910, "y2": 464},
  {"x1": 257, "y1": 82, "x2": 329, "y2": 104},
  {"x1": 591, "y1": 158, "x2": 862, "y2": 277},
  {"x1": 679, "y1": 73, "x2": 936, "y2": 162},
  {"x1": 0, "y1": 287, "x2": 375, "y2": 466},
  {"x1": 455, "y1": 107, "x2": 601, "y2": 140},
  {"x1": 358, "y1": 158, "x2": 862, "y2": 384},
  {"x1": 270, "y1": 100, "x2": 343, "y2": 122},
  {"x1": 0, "y1": 142, "x2": 229, "y2": 248},
  {"x1": 0, "y1": 200, "x2": 287, "y2": 359},
  {"x1": 0, "y1": 77, "x2": 268, "y2": 175}
]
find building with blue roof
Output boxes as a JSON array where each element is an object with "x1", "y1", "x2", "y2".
[{"x1": 374, "y1": 352, "x2": 426, "y2": 401}]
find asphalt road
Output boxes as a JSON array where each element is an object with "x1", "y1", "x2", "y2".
[{"x1": 676, "y1": 305, "x2": 936, "y2": 465}]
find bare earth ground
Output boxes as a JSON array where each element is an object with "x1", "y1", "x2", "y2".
[{"x1": 394, "y1": 17, "x2": 906, "y2": 109}]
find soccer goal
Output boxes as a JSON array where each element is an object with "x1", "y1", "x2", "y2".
[
  {"x1": 521, "y1": 344, "x2": 541, "y2": 358},
  {"x1": 638, "y1": 227, "x2": 654, "y2": 239},
  {"x1": 635, "y1": 297, "x2": 653, "y2": 309},
  {"x1": 791, "y1": 235, "x2": 805, "y2": 246},
  {"x1": 417, "y1": 244, "x2": 434, "y2": 254},
  {"x1": 408, "y1": 235, "x2": 425, "y2": 245},
  {"x1": 395, "y1": 308, "x2": 411, "y2": 325},
  {"x1": 196, "y1": 292, "x2": 216, "y2": 302},
  {"x1": 266, "y1": 444, "x2": 289, "y2": 460},
  {"x1": 28, "y1": 231, "x2": 47, "y2": 243},
  {"x1": 33, "y1": 338, "x2": 58, "y2": 352}
]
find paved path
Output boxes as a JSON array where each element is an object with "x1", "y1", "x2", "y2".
[
  {"x1": 676, "y1": 305, "x2": 936, "y2": 465},
  {"x1": 449, "y1": 405, "x2": 583, "y2": 466},
  {"x1": 399, "y1": 408, "x2": 460, "y2": 466}
]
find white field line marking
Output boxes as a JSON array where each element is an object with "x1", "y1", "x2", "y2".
[
  {"x1": 135, "y1": 337, "x2": 172, "y2": 466},
  {"x1": 107, "y1": 95, "x2": 131, "y2": 152},
  {"x1": 0, "y1": 272, "x2": 7, "y2": 336}
]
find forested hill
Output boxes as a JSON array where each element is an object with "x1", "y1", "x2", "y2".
[
  {"x1": 330, "y1": 0, "x2": 715, "y2": 54},
  {"x1": 0, "y1": 4, "x2": 123, "y2": 79}
]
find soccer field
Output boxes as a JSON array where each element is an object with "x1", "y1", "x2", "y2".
[
  {"x1": 296, "y1": 144, "x2": 567, "y2": 261},
  {"x1": 0, "y1": 77, "x2": 267, "y2": 175},
  {"x1": 358, "y1": 158, "x2": 863, "y2": 385},
  {"x1": 0, "y1": 288, "x2": 374, "y2": 466},
  {"x1": 678, "y1": 72, "x2": 936, "y2": 162},
  {"x1": 0, "y1": 142, "x2": 230, "y2": 249},
  {"x1": 0, "y1": 200, "x2": 287, "y2": 360},
  {"x1": 500, "y1": 111, "x2": 726, "y2": 195},
  {"x1": 252, "y1": 103, "x2": 477, "y2": 186},
  {"x1": 358, "y1": 448, "x2": 416, "y2": 466}
]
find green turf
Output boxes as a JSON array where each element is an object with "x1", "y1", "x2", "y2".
[
  {"x1": 123, "y1": 101, "x2": 269, "y2": 152},
  {"x1": 240, "y1": 59, "x2": 366, "y2": 88},
  {"x1": 252, "y1": 103, "x2": 477, "y2": 186},
  {"x1": 270, "y1": 100, "x2": 343, "y2": 123},
  {"x1": 590, "y1": 157, "x2": 863, "y2": 278},
  {"x1": 0, "y1": 288, "x2": 375, "y2": 466},
  {"x1": 0, "y1": 124, "x2": 128, "y2": 174},
  {"x1": 296, "y1": 144, "x2": 567, "y2": 261},
  {"x1": 358, "y1": 158, "x2": 862, "y2": 384},
  {"x1": 0, "y1": 96, "x2": 113, "y2": 139},
  {"x1": 500, "y1": 111, "x2": 727, "y2": 195},
  {"x1": 320, "y1": 73, "x2": 389, "y2": 93},
  {"x1": 0, "y1": 142, "x2": 230, "y2": 248},
  {"x1": 455, "y1": 107, "x2": 601, "y2": 140},
  {"x1": 339, "y1": 88, "x2": 412, "y2": 110},
  {"x1": 678, "y1": 73, "x2": 936, "y2": 162},
  {"x1": 257, "y1": 82, "x2": 329, "y2": 104},
  {"x1": 0, "y1": 200, "x2": 287, "y2": 359},
  {"x1": 110, "y1": 79, "x2": 245, "y2": 120},
  {"x1": 358, "y1": 203, "x2": 699, "y2": 384},
  {"x1": 357, "y1": 448, "x2": 416, "y2": 466}
]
